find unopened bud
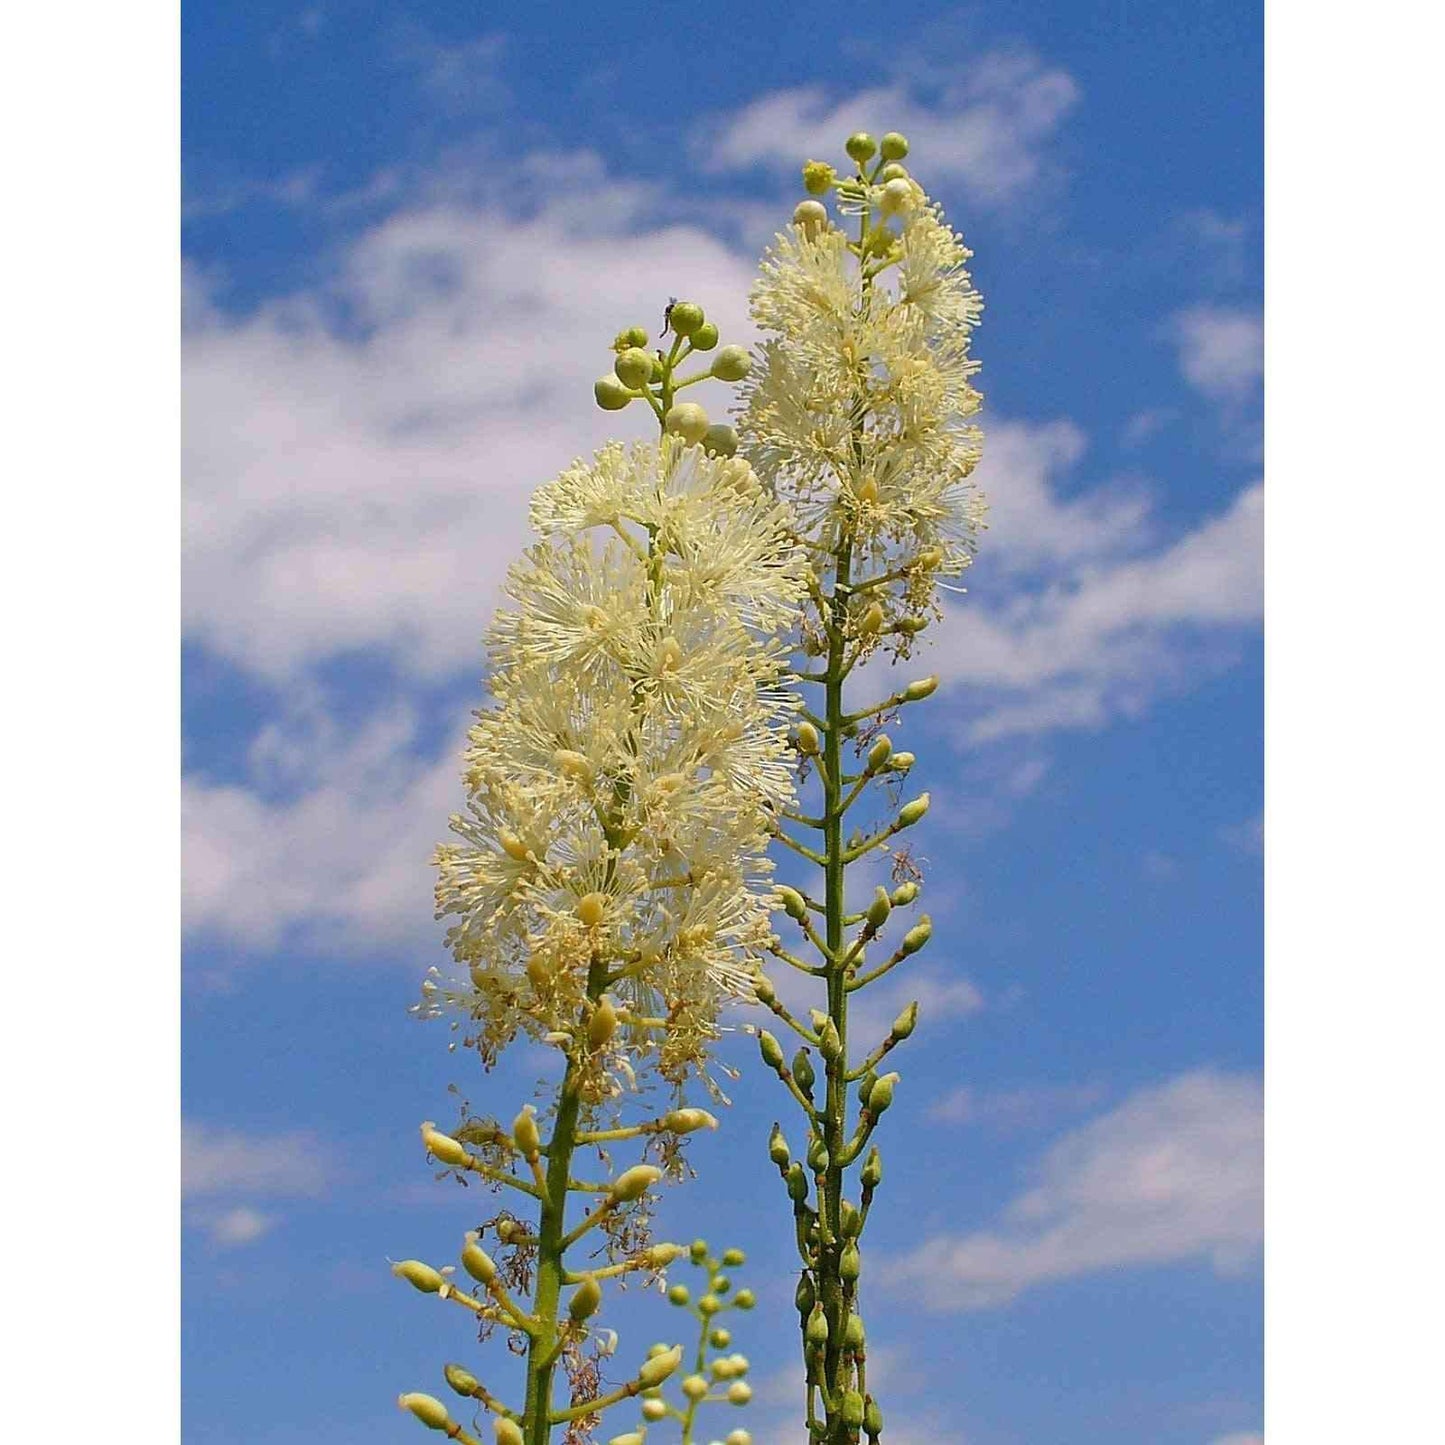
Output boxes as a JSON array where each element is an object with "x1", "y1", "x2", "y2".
[
  {"x1": 681, "y1": 1373, "x2": 709, "y2": 1402},
  {"x1": 614, "y1": 347, "x2": 653, "y2": 389},
  {"x1": 664, "y1": 401, "x2": 711, "y2": 444},
  {"x1": 594, "y1": 375, "x2": 633, "y2": 411},
  {"x1": 668, "y1": 300, "x2": 705, "y2": 336},
  {"x1": 865, "y1": 1398, "x2": 884, "y2": 1433},
  {"x1": 845, "y1": 131, "x2": 878, "y2": 163},
  {"x1": 858, "y1": 601, "x2": 885, "y2": 635},
  {"x1": 727, "y1": 1381, "x2": 753, "y2": 1405},
  {"x1": 777, "y1": 885, "x2": 808, "y2": 919},
  {"x1": 398, "y1": 1393, "x2": 451, "y2": 1430},
  {"x1": 900, "y1": 916, "x2": 933, "y2": 955},
  {"x1": 690, "y1": 1238, "x2": 709, "y2": 1263},
  {"x1": 803, "y1": 159, "x2": 836, "y2": 194},
  {"x1": 890, "y1": 751, "x2": 917, "y2": 771},
  {"x1": 663, "y1": 1108, "x2": 718, "y2": 1135},
  {"x1": 878, "y1": 161, "x2": 911, "y2": 183},
  {"x1": 499, "y1": 831, "x2": 530, "y2": 862},
  {"x1": 668, "y1": 1283, "x2": 691, "y2": 1306},
  {"x1": 866, "y1": 735, "x2": 893, "y2": 772},
  {"x1": 807, "y1": 1135, "x2": 830, "y2": 1172},
  {"x1": 512, "y1": 1106, "x2": 541, "y2": 1157},
  {"x1": 727, "y1": 1431, "x2": 753, "y2": 1445},
  {"x1": 610, "y1": 1165, "x2": 662, "y2": 1204},
  {"x1": 712, "y1": 345, "x2": 752, "y2": 382},
  {"x1": 867, "y1": 1073, "x2": 899, "y2": 1115},
  {"x1": 607, "y1": 1434, "x2": 644, "y2": 1445},
  {"x1": 903, "y1": 675, "x2": 940, "y2": 701},
  {"x1": 897, "y1": 793, "x2": 931, "y2": 827},
  {"x1": 639, "y1": 1344, "x2": 684, "y2": 1388},
  {"x1": 754, "y1": 973, "x2": 776, "y2": 1005},
  {"x1": 879, "y1": 177, "x2": 915, "y2": 215},
  {"x1": 641, "y1": 1242, "x2": 686, "y2": 1268},
  {"x1": 703, "y1": 423, "x2": 739, "y2": 457},
  {"x1": 569, "y1": 1275, "x2": 603, "y2": 1321},
  {"x1": 588, "y1": 994, "x2": 618, "y2": 1049},
  {"x1": 576, "y1": 891, "x2": 608, "y2": 928},
  {"x1": 845, "y1": 1312, "x2": 866, "y2": 1349},
  {"x1": 691, "y1": 321, "x2": 719, "y2": 351},
  {"x1": 759, "y1": 1030, "x2": 785, "y2": 1070},
  {"x1": 792, "y1": 1048, "x2": 816, "y2": 1093},
  {"x1": 880, "y1": 131, "x2": 910, "y2": 161},
  {"x1": 843, "y1": 1389, "x2": 866, "y2": 1427},
  {"x1": 442, "y1": 1363, "x2": 479, "y2": 1397},
  {"x1": 891, "y1": 881, "x2": 920, "y2": 906},
  {"x1": 866, "y1": 887, "x2": 891, "y2": 930},
  {"x1": 897, "y1": 615, "x2": 928, "y2": 636},
  {"x1": 806, "y1": 1304, "x2": 830, "y2": 1345},
  {"x1": 862, "y1": 1145, "x2": 883, "y2": 1189},
  {"x1": 793, "y1": 198, "x2": 829, "y2": 236},
  {"x1": 796, "y1": 1271, "x2": 816, "y2": 1315},
  {"x1": 796, "y1": 721, "x2": 820, "y2": 755},
  {"x1": 840, "y1": 1242, "x2": 861, "y2": 1283},
  {"x1": 786, "y1": 1161, "x2": 809, "y2": 1202},
  {"x1": 421, "y1": 1123, "x2": 470, "y2": 1168},
  {"x1": 818, "y1": 1018, "x2": 842, "y2": 1062},
  {"x1": 554, "y1": 748, "x2": 594, "y2": 784},
  {"x1": 768, "y1": 1122, "x2": 791, "y2": 1167},
  {"x1": 891, "y1": 1001, "x2": 919, "y2": 1040},
  {"x1": 840, "y1": 1199, "x2": 861, "y2": 1237},
  {"x1": 642, "y1": 1397, "x2": 668, "y2": 1422},
  {"x1": 462, "y1": 1233, "x2": 497, "y2": 1285},
  {"x1": 392, "y1": 1260, "x2": 445, "y2": 1294}
]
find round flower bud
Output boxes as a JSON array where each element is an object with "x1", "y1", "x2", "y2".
[
  {"x1": 898, "y1": 793, "x2": 931, "y2": 827},
  {"x1": 792, "y1": 199, "x2": 829, "y2": 237},
  {"x1": 711, "y1": 1273, "x2": 731, "y2": 1295},
  {"x1": 862, "y1": 1145, "x2": 883, "y2": 1189},
  {"x1": 904, "y1": 675, "x2": 940, "y2": 701},
  {"x1": 840, "y1": 1242, "x2": 862, "y2": 1283},
  {"x1": 891, "y1": 1001, "x2": 919, "y2": 1040},
  {"x1": 890, "y1": 751, "x2": 917, "y2": 771},
  {"x1": 614, "y1": 347, "x2": 654, "y2": 389},
  {"x1": 421, "y1": 1123, "x2": 470, "y2": 1168},
  {"x1": 664, "y1": 1107, "x2": 719, "y2": 1135},
  {"x1": 806, "y1": 1305, "x2": 830, "y2": 1345},
  {"x1": 796, "y1": 721, "x2": 820, "y2": 755},
  {"x1": 569, "y1": 1275, "x2": 603, "y2": 1321},
  {"x1": 699, "y1": 1293, "x2": 722, "y2": 1316},
  {"x1": 792, "y1": 1049, "x2": 816, "y2": 1092},
  {"x1": 462, "y1": 1234, "x2": 497, "y2": 1285},
  {"x1": 664, "y1": 401, "x2": 711, "y2": 444},
  {"x1": 642, "y1": 1397, "x2": 668, "y2": 1421},
  {"x1": 727, "y1": 1381, "x2": 753, "y2": 1405},
  {"x1": 711, "y1": 345, "x2": 752, "y2": 382},
  {"x1": 879, "y1": 178, "x2": 915, "y2": 215},
  {"x1": 711, "y1": 1326, "x2": 733, "y2": 1348},
  {"x1": 880, "y1": 131, "x2": 910, "y2": 160},
  {"x1": 845, "y1": 131, "x2": 878, "y2": 163},
  {"x1": 878, "y1": 161, "x2": 910, "y2": 183},
  {"x1": 845, "y1": 1312, "x2": 866, "y2": 1349},
  {"x1": 733, "y1": 1288, "x2": 755, "y2": 1310},
  {"x1": 727, "y1": 1432, "x2": 754, "y2": 1445},
  {"x1": 842, "y1": 1389, "x2": 866, "y2": 1427},
  {"x1": 638, "y1": 1344, "x2": 684, "y2": 1387},
  {"x1": 682, "y1": 1373, "x2": 709, "y2": 1401},
  {"x1": 513, "y1": 1106, "x2": 541, "y2": 1157},
  {"x1": 398, "y1": 1393, "x2": 451, "y2": 1430},
  {"x1": 588, "y1": 994, "x2": 618, "y2": 1050},
  {"x1": 689, "y1": 1237, "x2": 709, "y2": 1263},
  {"x1": 443, "y1": 1363, "x2": 480, "y2": 1397},
  {"x1": 867, "y1": 1072, "x2": 899, "y2": 1115},
  {"x1": 866, "y1": 887, "x2": 891, "y2": 930},
  {"x1": 722, "y1": 1247, "x2": 746, "y2": 1267},
  {"x1": 668, "y1": 300, "x2": 705, "y2": 336},
  {"x1": 866, "y1": 735, "x2": 893, "y2": 772},
  {"x1": 668, "y1": 1282, "x2": 691, "y2": 1306},
  {"x1": 392, "y1": 1260, "x2": 445, "y2": 1294},
  {"x1": 768, "y1": 1122, "x2": 791, "y2": 1167},
  {"x1": 759, "y1": 1029, "x2": 785, "y2": 1070},
  {"x1": 703, "y1": 423, "x2": 739, "y2": 457},
  {"x1": 891, "y1": 880, "x2": 920, "y2": 907},
  {"x1": 576, "y1": 891, "x2": 608, "y2": 927},
  {"x1": 691, "y1": 320, "x2": 719, "y2": 351},
  {"x1": 594, "y1": 375, "x2": 633, "y2": 411},
  {"x1": 900, "y1": 916, "x2": 933, "y2": 955},
  {"x1": 625, "y1": 325, "x2": 649, "y2": 348},
  {"x1": 803, "y1": 159, "x2": 836, "y2": 194},
  {"x1": 610, "y1": 1164, "x2": 663, "y2": 1204}
]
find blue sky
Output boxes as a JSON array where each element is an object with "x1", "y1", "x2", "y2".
[{"x1": 181, "y1": 4, "x2": 1262, "y2": 1443}]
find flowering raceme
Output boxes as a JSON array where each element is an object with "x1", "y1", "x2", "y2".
[{"x1": 429, "y1": 433, "x2": 805, "y2": 1085}]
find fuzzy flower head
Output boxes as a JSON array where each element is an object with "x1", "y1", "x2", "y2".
[
  {"x1": 428, "y1": 436, "x2": 806, "y2": 1085},
  {"x1": 737, "y1": 135, "x2": 986, "y2": 662}
]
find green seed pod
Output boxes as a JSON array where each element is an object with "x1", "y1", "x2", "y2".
[
  {"x1": 610, "y1": 1164, "x2": 662, "y2": 1203},
  {"x1": 703, "y1": 423, "x2": 739, "y2": 457},
  {"x1": 691, "y1": 320, "x2": 719, "y2": 351},
  {"x1": 866, "y1": 734, "x2": 893, "y2": 772},
  {"x1": 664, "y1": 401, "x2": 710, "y2": 444},
  {"x1": 768, "y1": 1122, "x2": 791, "y2": 1167},
  {"x1": 420, "y1": 1123, "x2": 470, "y2": 1168},
  {"x1": 803, "y1": 159, "x2": 836, "y2": 194},
  {"x1": 900, "y1": 916, "x2": 933, "y2": 955},
  {"x1": 903, "y1": 675, "x2": 940, "y2": 701},
  {"x1": 444, "y1": 1363, "x2": 480, "y2": 1398},
  {"x1": 569, "y1": 1275, "x2": 602, "y2": 1321},
  {"x1": 796, "y1": 721, "x2": 820, "y2": 755},
  {"x1": 638, "y1": 1343, "x2": 684, "y2": 1388},
  {"x1": 777, "y1": 885, "x2": 808, "y2": 920},
  {"x1": 897, "y1": 793, "x2": 931, "y2": 827},
  {"x1": 845, "y1": 131, "x2": 878, "y2": 163},
  {"x1": 668, "y1": 299, "x2": 705, "y2": 336},
  {"x1": 793, "y1": 198, "x2": 829, "y2": 236},
  {"x1": 397, "y1": 1393, "x2": 451, "y2": 1430},
  {"x1": 512, "y1": 1106, "x2": 541, "y2": 1157},
  {"x1": 711, "y1": 345, "x2": 752, "y2": 382},
  {"x1": 796, "y1": 1271, "x2": 816, "y2": 1316},
  {"x1": 667, "y1": 1282, "x2": 691, "y2": 1307},
  {"x1": 840, "y1": 1241, "x2": 862, "y2": 1283},
  {"x1": 594, "y1": 375, "x2": 633, "y2": 411},
  {"x1": 806, "y1": 1305, "x2": 830, "y2": 1345},
  {"x1": 842, "y1": 1389, "x2": 866, "y2": 1427},
  {"x1": 786, "y1": 1161, "x2": 809, "y2": 1203},
  {"x1": 880, "y1": 131, "x2": 910, "y2": 160},
  {"x1": 891, "y1": 880, "x2": 920, "y2": 907},
  {"x1": 845, "y1": 1312, "x2": 866, "y2": 1350},
  {"x1": 392, "y1": 1260, "x2": 445, "y2": 1294},
  {"x1": 867, "y1": 1073, "x2": 899, "y2": 1115},
  {"x1": 793, "y1": 1048, "x2": 816, "y2": 1093},
  {"x1": 613, "y1": 347, "x2": 653, "y2": 389},
  {"x1": 866, "y1": 887, "x2": 891, "y2": 930},
  {"x1": 759, "y1": 1029, "x2": 785, "y2": 1070},
  {"x1": 862, "y1": 1145, "x2": 883, "y2": 1189},
  {"x1": 461, "y1": 1233, "x2": 497, "y2": 1285},
  {"x1": 588, "y1": 994, "x2": 618, "y2": 1049},
  {"x1": 733, "y1": 1288, "x2": 756, "y2": 1309},
  {"x1": 891, "y1": 1001, "x2": 919, "y2": 1040},
  {"x1": 865, "y1": 1397, "x2": 884, "y2": 1433}
]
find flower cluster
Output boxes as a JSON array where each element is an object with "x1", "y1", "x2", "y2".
[
  {"x1": 428, "y1": 435, "x2": 806, "y2": 1085},
  {"x1": 738, "y1": 130, "x2": 986, "y2": 660}
]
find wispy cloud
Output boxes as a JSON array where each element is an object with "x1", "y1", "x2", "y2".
[
  {"x1": 886, "y1": 1069, "x2": 1262, "y2": 1309},
  {"x1": 183, "y1": 1122, "x2": 329, "y2": 1248},
  {"x1": 1173, "y1": 305, "x2": 1264, "y2": 402},
  {"x1": 928, "y1": 1080, "x2": 1106, "y2": 1133}
]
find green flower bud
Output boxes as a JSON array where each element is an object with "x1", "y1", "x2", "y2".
[
  {"x1": 806, "y1": 1305, "x2": 830, "y2": 1345},
  {"x1": 862, "y1": 1145, "x2": 883, "y2": 1189},
  {"x1": 397, "y1": 1393, "x2": 451, "y2": 1430},
  {"x1": 803, "y1": 159, "x2": 837, "y2": 194},
  {"x1": 866, "y1": 734, "x2": 893, "y2": 772},
  {"x1": 712, "y1": 1272, "x2": 732, "y2": 1295},
  {"x1": 808, "y1": 1007, "x2": 828, "y2": 1033},
  {"x1": 610, "y1": 1164, "x2": 662, "y2": 1204},
  {"x1": 795, "y1": 1271, "x2": 816, "y2": 1316},
  {"x1": 703, "y1": 423, "x2": 739, "y2": 457},
  {"x1": 903, "y1": 675, "x2": 940, "y2": 701},
  {"x1": 840, "y1": 1242, "x2": 862, "y2": 1283},
  {"x1": 842, "y1": 1389, "x2": 866, "y2": 1427},
  {"x1": 711, "y1": 345, "x2": 752, "y2": 382},
  {"x1": 691, "y1": 320, "x2": 719, "y2": 351},
  {"x1": 900, "y1": 916, "x2": 933, "y2": 955},
  {"x1": 588, "y1": 994, "x2": 618, "y2": 1049},
  {"x1": 796, "y1": 721, "x2": 820, "y2": 755},
  {"x1": 569, "y1": 1275, "x2": 603, "y2": 1321},
  {"x1": 793, "y1": 199, "x2": 829, "y2": 237},
  {"x1": 668, "y1": 1283, "x2": 691, "y2": 1306},
  {"x1": 880, "y1": 131, "x2": 910, "y2": 160},
  {"x1": 897, "y1": 615, "x2": 928, "y2": 635},
  {"x1": 817, "y1": 1018, "x2": 842, "y2": 1062},
  {"x1": 858, "y1": 600, "x2": 885, "y2": 635},
  {"x1": 786, "y1": 1161, "x2": 809, "y2": 1202},
  {"x1": 845, "y1": 131, "x2": 878, "y2": 163},
  {"x1": 768, "y1": 1123, "x2": 791, "y2": 1167},
  {"x1": 642, "y1": 1397, "x2": 668, "y2": 1421},
  {"x1": 699, "y1": 1293, "x2": 722, "y2": 1315},
  {"x1": 664, "y1": 401, "x2": 711, "y2": 444},
  {"x1": 807, "y1": 1135, "x2": 830, "y2": 1172},
  {"x1": 754, "y1": 974, "x2": 776, "y2": 1006},
  {"x1": 668, "y1": 300, "x2": 705, "y2": 336},
  {"x1": 878, "y1": 161, "x2": 911, "y2": 183},
  {"x1": 638, "y1": 1344, "x2": 683, "y2": 1387},
  {"x1": 759, "y1": 1029, "x2": 785, "y2": 1070},
  {"x1": 733, "y1": 1288, "x2": 756, "y2": 1309},
  {"x1": 840, "y1": 1199, "x2": 861, "y2": 1238},
  {"x1": 614, "y1": 347, "x2": 653, "y2": 389},
  {"x1": 792, "y1": 1048, "x2": 816, "y2": 1093},
  {"x1": 777, "y1": 886, "x2": 808, "y2": 921},
  {"x1": 392, "y1": 1260, "x2": 445, "y2": 1294},
  {"x1": 625, "y1": 325, "x2": 649, "y2": 348},
  {"x1": 727, "y1": 1381, "x2": 753, "y2": 1405},
  {"x1": 865, "y1": 1398, "x2": 884, "y2": 1433},
  {"x1": 711, "y1": 1325, "x2": 733, "y2": 1348},
  {"x1": 891, "y1": 881, "x2": 920, "y2": 907},
  {"x1": 640, "y1": 1242, "x2": 686, "y2": 1269},
  {"x1": 462, "y1": 1233, "x2": 497, "y2": 1285},
  {"x1": 682, "y1": 1372, "x2": 709, "y2": 1401},
  {"x1": 890, "y1": 751, "x2": 917, "y2": 771},
  {"x1": 845, "y1": 1312, "x2": 866, "y2": 1350},
  {"x1": 867, "y1": 1073, "x2": 899, "y2": 1115},
  {"x1": 512, "y1": 1106, "x2": 541, "y2": 1157},
  {"x1": 690, "y1": 1237, "x2": 709, "y2": 1263},
  {"x1": 444, "y1": 1363, "x2": 480, "y2": 1397},
  {"x1": 664, "y1": 1108, "x2": 718, "y2": 1135},
  {"x1": 891, "y1": 1001, "x2": 918, "y2": 1040},
  {"x1": 866, "y1": 887, "x2": 891, "y2": 930},
  {"x1": 897, "y1": 793, "x2": 931, "y2": 828},
  {"x1": 421, "y1": 1122, "x2": 470, "y2": 1168},
  {"x1": 594, "y1": 375, "x2": 633, "y2": 411}
]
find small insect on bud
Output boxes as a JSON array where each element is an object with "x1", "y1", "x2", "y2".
[
  {"x1": 754, "y1": 973, "x2": 776, "y2": 1005},
  {"x1": 398, "y1": 1393, "x2": 452, "y2": 1430},
  {"x1": 594, "y1": 375, "x2": 633, "y2": 411},
  {"x1": 867, "y1": 1072, "x2": 899, "y2": 1115},
  {"x1": 900, "y1": 916, "x2": 933, "y2": 955},
  {"x1": 703, "y1": 423, "x2": 739, "y2": 457},
  {"x1": 858, "y1": 601, "x2": 885, "y2": 636},
  {"x1": 759, "y1": 1029, "x2": 785, "y2": 1070},
  {"x1": 793, "y1": 198, "x2": 829, "y2": 237},
  {"x1": 866, "y1": 735, "x2": 894, "y2": 772},
  {"x1": 613, "y1": 347, "x2": 654, "y2": 389},
  {"x1": 890, "y1": 751, "x2": 917, "y2": 772},
  {"x1": 443, "y1": 1363, "x2": 480, "y2": 1397},
  {"x1": 866, "y1": 887, "x2": 892, "y2": 930},
  {"x1": 845, "y1": 130, "x2": 878, "y2": 163},
  {"x1": 897, "y1": 793, "x2": 931, "y2": 828},
  {"x1": 642, "y1": 1397, "x2": 669, "y2": 1422},
  {"x1": 588, "y1": 994, "x2": 618, "y2": 1050},
  {"x1": 879, "y1": 177, "x2": 915, "y2": 215},
  {"x1": 840, "y1": 1242, "x2": 862, "y2": 1283},
  {"x1": 727, "y1": 1382, "x2": 753, "y2": 1405},
  {"x1": 576, "y1": 891, "x2": 608, "y2": 928},
  {"x1": 512, "y1": 1106, "x2": 541, "y2": 1157},
  {"x1": 891, "y1": 1001, "x2": 919, "y2": 1040},
  {"x1": 903, "y1": 675, "x2": 940, "y2": 702},
  {"x1": 793, "y1": 1048, "x2": 816, "y2": 1092},
  {"x1": 862, "y1": 1145, "x2": 884, "y2": 1189},
  {"x1": 880, "y1": 130, "x2": 910, "y2": 160},
  {"x1": 768, "y1": 1122, "x2": 791, "y2": 1167},
  {"x1": 806, "y1": 1304, "x2": 830, "y2": 1345},
  {"x1": 462, "y1": 1233, "x2": 497, "y2": 1285},
  {"x1": 891, "y1": 880, "x2": 920, "y2": 907},
  {"x1": 664, "y1": 401, "x2": 711, "y2": 444},
  {"x1": 691, "y1": 320, "x2": 720, "y2": 351},
  {"x1": 392, "y1": 1260, "x2": 445, "y2": 1294},
  {"x1": 667, "y1": 299, "x2": 705, "y2": 336},
  {"x1": 610, "y1": 1164, "x2": 663, "y2": 1204},
  {"x1": 796, "y1": 721, "x2": 820, "y2": 755},
  {"x1": 842, "y1": 1389, "x2": 866, "y2": 1427},
  {"x1": 421, "y1": 1122, "x2": 470, "y2": 1168},
  {"x1": 663, "y1": 1108, "x2": 718, "y2": 1135},
  {"x1": 569, "y1": 1275, "x2": 603, "y2": 1321},
  {"x1": 711, "y1": 344, "x2": 753, "y2": 382},
  {"x1": 803, "y1": 159, "x2": 837, "y2": 194}
]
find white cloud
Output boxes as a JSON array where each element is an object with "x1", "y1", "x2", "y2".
[
  {"x1": 194, "y1": 1205, "x2": 276, "y2": 1248},
  {"x1": 1173, "y1": 306, "x2": 1264, "y2": 401},
  {"x1": 705, "y1": 48, "x2": 1078, "y2": 204},
  {"x1": 182, "y1": 1122, "x2": 328, "y2": 1199},
  {"x1": 886, "y1": 1069, "x2": 1262, "y2": 1309},
  {"x1": 928, "y1": 1081, "x2": 1106, "y2": 1132}
]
